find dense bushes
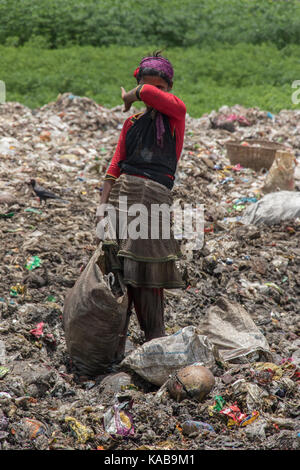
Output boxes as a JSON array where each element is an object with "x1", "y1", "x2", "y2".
[
  {"x1": 1, "y1": 0, "x2": 299, "y2": 115},
  {"x1": 0, "y1": 0, "x2": 300, "y2": 49},
  {"x1": 1, "y1": 43, "x2": 299, "y2": 116}
]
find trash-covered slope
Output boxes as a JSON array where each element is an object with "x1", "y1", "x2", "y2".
[{"x1": 0, "y1": 94, "x2": 299, "y2": 450}]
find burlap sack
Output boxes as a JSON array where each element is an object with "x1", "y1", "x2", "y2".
[
  {"x1": 198, "y1": 297, "x2": 272, "y2": 363},
  {"x1": 262, "y1": 150, "x2": 295, "y2": 194},
  {"x1": 63, "y1": 244, "x2": 128, "y2": 376}
]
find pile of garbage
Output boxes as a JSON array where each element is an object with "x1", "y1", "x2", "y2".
[{"x1": 0, "y1": 94, "x2": 299, "y2": 450}]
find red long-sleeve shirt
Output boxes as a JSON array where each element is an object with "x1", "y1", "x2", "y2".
[{"x1": 105, "y1": 84, "x2": 186, "y2": 180}]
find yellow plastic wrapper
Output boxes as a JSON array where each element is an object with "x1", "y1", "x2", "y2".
[
  {"x1": 65, "y1": 416, "x2": 94, "y2": 444},
  {"x1": 119, "y1": 411, "x2": 132, "y2": 430},
  {"x1": 226, "y1": 411, "x2": 260, "y2": 428},
  {"x1": 240, "y1": 411, "x2": 260, "y2": 427}
]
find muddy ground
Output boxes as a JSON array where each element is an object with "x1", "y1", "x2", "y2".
[{"x1": 0, "y1": 95, "x2": 299, "y2": 450}]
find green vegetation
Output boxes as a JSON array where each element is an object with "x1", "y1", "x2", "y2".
[
  {"x1": 1, "y1": 43, "x2": 300, "y2": 116},
  {"x1": 0, "y1": 0, "x2": 300, "y2": 49},
  {"x1": 1, "y1": 0, "x2": 300, "y2": 116}
]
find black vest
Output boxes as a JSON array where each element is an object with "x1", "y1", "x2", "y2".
[{"x1": 118, "y1": 110, "x2": 177, "y2": 190}]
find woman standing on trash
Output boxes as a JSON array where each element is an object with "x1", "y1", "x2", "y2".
[{"x1": 97, "y1": 52, "x2": 186, "y2": 345}]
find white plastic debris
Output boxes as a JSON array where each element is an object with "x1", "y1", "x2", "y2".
[
  {"x1": 121, "y1": 326, "x2": 217, "y2": 386},
  {"x1": 241, "y1": 191, "x2": 300, "y2": 226}
]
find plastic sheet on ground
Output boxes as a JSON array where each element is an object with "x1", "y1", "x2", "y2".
[
  {"x1": 241, "y1": 191, "x2": 300, "y2": 225},
  {"x1": 121, "y1": 326, "x2": 217, "y2": 386}
]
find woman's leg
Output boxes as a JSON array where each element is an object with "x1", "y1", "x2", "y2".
[
  {"x1": 115, "y1": 286, "x2": 132, "y2": 360},
  {"x1": 129, "y1": 286, "x2": 165, "y2": 341}
]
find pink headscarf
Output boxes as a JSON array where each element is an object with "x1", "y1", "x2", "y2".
[
  {"x1": 134, "y1": 56, "x2": 174, "y2": 85},
  {"x1": 133, "y1": 56, "x2": 174, "y2": 147}
]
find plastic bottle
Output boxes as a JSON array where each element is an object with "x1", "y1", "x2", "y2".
[{"x1": 182, "y1": 420, "x2": 215, "y2": 435}]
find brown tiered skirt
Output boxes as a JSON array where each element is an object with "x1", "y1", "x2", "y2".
[
  {"x1": 102, "y1": 174, "x2": 184, "y2": 289},
  {"x1": 101, "y1": 174, "x2": 184, "y2": 341}
]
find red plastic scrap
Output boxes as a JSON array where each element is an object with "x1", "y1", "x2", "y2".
[
  {"x1": 220, "y1": 404, "x2": 259, "y2": 427},
  {"x1": 220, "y1": 404, "x2": 247, "y2": 424},
  {"x1": 30, "y1": 322, "x2": 44, "y2": 338},
  {"x1": 29, "y1": 322, "x2": 55, "y2": 344},
  {"x1": 226, "y1": 114, "x2": 251, "y2": 126},
  {"x1": 231, "y1": 164, "x2": 244, "y2": 172},
  {"x1": 293, "y1": 371, "x2": 300, "y2": 382}
]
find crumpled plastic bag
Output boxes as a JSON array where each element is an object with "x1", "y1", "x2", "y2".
[
  {"x1": 197, "y1": 297, "x2": 272, "y2": 363},
  {"x1": 231, "y1": 379, "x2": 269, "y2": 411},
  {"x1": 121, "y1": 326, "x2": 217, "y2": 386},
  {"x1": 241, "y1": 191, "x2": 300, "y2": 226},
  {"x1": 63, "y1": 244, "x2": 128, "y2": 376},
  {"x1": 103, "y1": 399, "x2": 134, "y2": 437}
]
